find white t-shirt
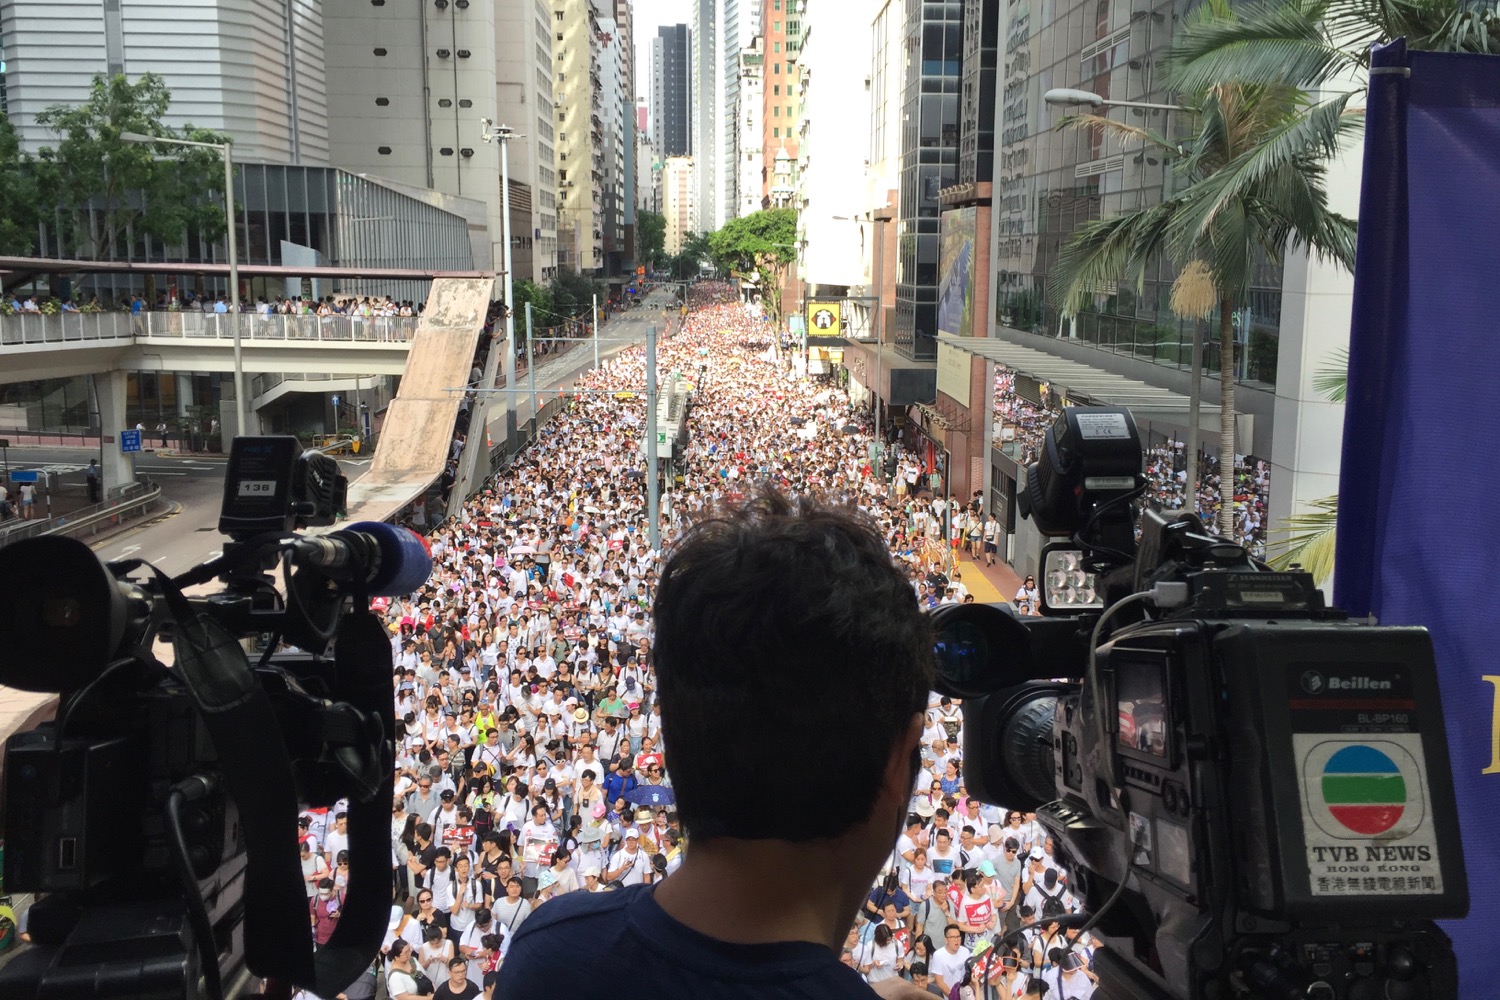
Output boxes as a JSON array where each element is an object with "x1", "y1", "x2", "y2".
[
  {"x1": 386, "y1": 968, "x2": 420, "y2": 1000},
  {"x1": 929, "y1": 945, "x2": 971, "y2": 992},
  {"x1": 607, "y1": 847, "x2": 649, "y2": 886},
  {"x1": 861, "y1": 939, "x2": 901, "y2": 983}
]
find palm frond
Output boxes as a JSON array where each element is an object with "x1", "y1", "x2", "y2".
[
  {"x1": 1169, "y1": 91, "x2": 1356, "y2": 238},
  {"x1": 1048, "y1": 204, "x2": 1178, "y2": 317},
  {"x1": 1313, "y1": 346, "x2": 1350, "y2": 401},
  {"x1": 1267, "y1": 495, "x2": 1339, "y2": 584},
  {"x1": 1056, "y1": 113, "x2": 1185, "y2": 156},
  {"x1": 1170, "y1": 0, "x2": 1356, "y2": 90}
]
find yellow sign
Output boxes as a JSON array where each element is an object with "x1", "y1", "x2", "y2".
[{"x1": 807, "y1": 301, "x2": 842, "y2": 337}]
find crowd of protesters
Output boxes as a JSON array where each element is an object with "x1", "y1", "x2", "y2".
[{"x1": 316, "y1": 280, "x2": 1100, "y2": 1000}]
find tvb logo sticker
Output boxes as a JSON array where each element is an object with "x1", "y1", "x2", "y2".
[{"x1": 1300, "y1": 740, "x2": 1427, "y2": 840}]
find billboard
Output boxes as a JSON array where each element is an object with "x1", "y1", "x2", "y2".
[
  {"x1": 806, "y1": 300, "x2": 842, "y2": 337},
  {"x1": 938, "y1": 206, "x2": 977, "y2": 338}
]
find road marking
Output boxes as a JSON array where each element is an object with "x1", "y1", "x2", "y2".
[
  {"x1": 117, "y1": 545, "x2": 141, "y2": 558},
  {"x1": 143, "y1": 470, "x2": 188, "y2": 476}
]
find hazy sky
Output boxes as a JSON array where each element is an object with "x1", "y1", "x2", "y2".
[{"x1": 631, "y1": 0, "x2": 692, "y2": 103}]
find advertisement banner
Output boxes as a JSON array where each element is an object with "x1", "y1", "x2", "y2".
[
  {"x1": 937, "y1": 206, "x2": 977, "y2": 338},
  {"x1": 1336, "y1": 41, "x2": 1499, "y2": 983}
]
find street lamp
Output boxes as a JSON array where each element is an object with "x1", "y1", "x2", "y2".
[
  {"x1": 120, "y1": 130, "x2": 245, "y2": 436},
  {"x1": 1042, "y1": 88, "x2": 1186, "y2": 112}
]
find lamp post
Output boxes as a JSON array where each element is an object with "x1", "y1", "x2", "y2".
[
  {"x1": 121, "y1": 131, "x2": 243, "y2": 436},
  {"x1": 1042, "y1": 89, "x2": 1200, "y2": 503},
  {"x1": 479, "y1": 119, "x2": 520, "y2": 442}
]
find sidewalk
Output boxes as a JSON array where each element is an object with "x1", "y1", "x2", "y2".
[{"x1": 951, "y1": 548, "x2": 1025, "y2": 608}]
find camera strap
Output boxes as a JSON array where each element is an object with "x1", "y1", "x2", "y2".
[{"x1": 146, "y1": 565, "x2": 395, "y2": 998}]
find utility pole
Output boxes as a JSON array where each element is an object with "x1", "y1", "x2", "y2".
[
  {"x1": 526, "y1": 302, "x2": 538, "y2": 434},
  {"x1": 646, "y1": 323, "x2": 660, "y2": 551},
  {"x1": 593, "y1": 293, "x2": 600, "y2": 370},
  {"x1": 1185, "y1": 323, "x2": 1204, "y2": 518}
]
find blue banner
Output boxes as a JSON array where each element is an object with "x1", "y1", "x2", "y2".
[{"x1": 1337, "y1": 40, "x2": 1500, "y2": 984}]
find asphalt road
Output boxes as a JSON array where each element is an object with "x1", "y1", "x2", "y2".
[{"x1": 4, "y1": 290, "x2": 668, "y2": 577}]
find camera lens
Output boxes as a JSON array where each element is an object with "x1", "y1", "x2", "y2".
[{"x1": 933, "y1": 620, "x2": 989, "y2": 692}]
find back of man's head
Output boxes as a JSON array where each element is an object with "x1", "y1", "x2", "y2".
[{"x1": 654, "y1": 489, "x2": 933, "y2": 841}]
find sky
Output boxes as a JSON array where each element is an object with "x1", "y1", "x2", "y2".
[{"x1": 631, "y1": 0, "x2": 692, "y2": 104}]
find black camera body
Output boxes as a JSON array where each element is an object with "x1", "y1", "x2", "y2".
[
  {"x1": 0, "y1": 436, "x2": 417, "y2": 999},
  {"x1": 931, "y1": 407, "x2": 1467, "y2": 1000}
]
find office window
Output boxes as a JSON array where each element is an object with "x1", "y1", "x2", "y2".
[
  {"x1": 774, "y1": 20, "x2": 780, "y2": 30},
  {"x1": 773, "y1": 106, "x2": 780, "y2": 117},
  {"x1": 439, "y1": 147, "x2": 454, "y2": 155},
  {"x1": 459, "y1": 99, "x2": 472, "y2": 108},
  {"x1": 774, "y1": 127, "x2": 780, "y2": 137},
  {"x1": 773, "y1": 42, "x2": 780, "y2": 52},
  {"x1": 773, "y1": 84, "x2": 780, "y2": 95},
  {"x1": 774, "y1": 0, "x2": 781, "y2": 8},
  {"x1": 376, "y1": 97, "x2": 390, "y2": 106},
  {"x1": 373, "y1": 47, "x2": 387, "y2": 56},
  {"x1": 378, "y1": 146, "x2": 392, "y2": 154}
]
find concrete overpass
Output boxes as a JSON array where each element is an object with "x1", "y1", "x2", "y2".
[{"x1": 0, "y1": 311, "x2": 419, "y2": 385}]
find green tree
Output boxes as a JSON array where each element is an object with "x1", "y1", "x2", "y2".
[
  {"x1": 35, "y1": 73, "x2": 230, "y2": 261},
  {"x1": 1048, "y1": 50, "x2": 1357, "y2": 537},
  {"x1": 0, "y1": 115, "x2": 40, "y2": 255},
  {"x1": 638, "y1": 209, "x2": 667, "y2": 267},
  {"x1": 1169, "y1": 0, "x2": 1500, "y2": 96},
  {"x1": 708, "y1": 208, "x2": 798, "y2": 327},
  {"x1": 512, "y1": 279, "x2": 554, "y2": 323}
]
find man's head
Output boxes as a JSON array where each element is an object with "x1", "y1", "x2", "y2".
[{"x1": 653, "y1": 491, "x2": 932, "y2": 842}]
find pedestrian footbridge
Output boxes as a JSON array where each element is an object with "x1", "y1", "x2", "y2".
[{"x1": 0, "y1": 310, "x2": 421, "y2": 386}]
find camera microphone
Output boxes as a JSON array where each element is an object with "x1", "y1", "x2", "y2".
[{"x1": 292, "y1": 521, "x2": 433, "y2": 597}]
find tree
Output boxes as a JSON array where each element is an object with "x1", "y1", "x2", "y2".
[
  {"x1": 35, "y1": 73, "x2": 230, "y2": 261},
  {"x1": 1048, "y1": 30, "x2": 1357, "y2": 537},
  {"x1": 0, "y1": 115, "x2": 40, "y2": 255},
  {"x1": 638, "y1": 209, "x2": 667, "y2": 268},
  {"x1": 708, "y1": 208, "x2": 798, "y2": 327},
  {"x1": 1169, "y1": 0, "x2": 1500, "y2": 97}
]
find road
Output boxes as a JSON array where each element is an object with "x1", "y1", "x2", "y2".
[{"x1": 3, "y1": 292, "x2": 667, "y2": 577}]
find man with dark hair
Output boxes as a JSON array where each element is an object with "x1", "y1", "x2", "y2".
[{"x1": 497, "y1": 491, "x2": 935, "y2": 998}]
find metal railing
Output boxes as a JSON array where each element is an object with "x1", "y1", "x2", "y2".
[
  {"x1": 0, "y1": 480, "x2": 165, "y2": 546},
  {"x1": 0, "y1": 312, "x2": 421, "y2": 346}
]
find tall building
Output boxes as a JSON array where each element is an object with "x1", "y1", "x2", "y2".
[
  {"x1": 2, "y1": 0, "x2": 328, "y2": 164},
  {"x1": 692, "y1": 0, "x2": 723, "y2": 232},
  {"x1": 759, "y1": 0, "x2": 803, "y2": 207},
  {"x1": 795, "y1": 0, "x2": 871, "y2": 296},
  {"x1": 722, "y1": 0, "x2": 760, "y2": 221},
  {"x1": 650, "y1": 25, "x2": 692, "y2": 157},
  {"x1": 599, "y1": 12, "x2": 627, "y2": 275},
  {"x1": 323, "y1": 0, "x2": 553, "y2": 281},
  {"x1": 891, "y1": 0, "x2": 963, "y2": 362},
  {"x1": 735, "y1": 38, "x2": 765, "y2": 219},
  {"x1": 662, "y1": 155, "x2": 696, "y2": 253},
  {"x1": 615, "y1": 0, "x2": 638, "y2": 271},
  {"x1": 553, "y1": 0, "x2": 605, "y2": 275}
]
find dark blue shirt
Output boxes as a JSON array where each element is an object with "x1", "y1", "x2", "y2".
[{"x1": 495, "y1": 884, "x2": 876, "y2": 999}]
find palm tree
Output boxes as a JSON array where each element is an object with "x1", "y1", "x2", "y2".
[
  {"x1": 1169, "y1": 0, "x2": 1500, "y2": 96},
  {"x1": 1048, "y1": 69, "x2": 1358, "y2": 537}
]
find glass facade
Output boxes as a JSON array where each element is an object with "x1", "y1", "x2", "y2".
[
  {"x1": 992, "y1": 0, "x2": 1283, "y2": 384},
  {"x1": 36, "y1": 165, "x2": 477, "y2": 307},
  {"x1": 893, "y1": 0, "x2": 965, "y2": 362}
]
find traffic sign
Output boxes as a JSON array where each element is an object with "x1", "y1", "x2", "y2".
[
  {"x1": 120, "y1": 429, "x2": 142, "y2": 453},
  {"x1": 9, "y1": 471, "x2": 38, "y2": 484}
]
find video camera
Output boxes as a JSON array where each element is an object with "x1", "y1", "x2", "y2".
[
  {"x1": 930, "y1": 407, "x2": 1467, "y2": 1000},
  {"x1": 0, "y1": 436, "x2": 432, "y2": 999}
]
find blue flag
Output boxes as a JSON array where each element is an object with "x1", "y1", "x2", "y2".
[{"x1": 1338, "y1": 39, "x2": 1500, "y2": 985}]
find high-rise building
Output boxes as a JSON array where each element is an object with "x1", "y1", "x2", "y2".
[
  {"x1": 650, "y1": 25, "x2": 692, "y2": 157},
  {"x1": 662, "y1": 156, "x2": 696, "y2": 253},
  {"x1": 692, "y1": 0, "x2": 723, "y2": 232},
  {"x1": 615, "y1": 0, "x2": 637, "y2": 271},
  {"x1": 735, "y1": 38, "x2": 764, "y2": 220},
  {"x1": 553, "y1": 0, "x2": 605, "y2": 274},
  {"x1": 599, "y1": 12, "x2": 627, "y2": 275},
  {"x1": 892, "y1": 0, "x2": 963, "y2": 362},
  {"x1": 795, "y1": 0, "x2": 871, "y2": 296},
  {"x1": 2, "y1": 0, "x2": 328, "y2": 164},
  {"x1": 759, "y1": 0, "x2": 803, "y2": 207},
  {"x1": 323, "y1": 0, "x2": 554, "y2": 281},
  {"x1": 722, "y1": 0, "x2": 760, "y2": 221}
]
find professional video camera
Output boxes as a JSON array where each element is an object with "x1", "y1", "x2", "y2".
[
  {"x1": 929, "y1": 407, "x2": 1467, "y2": 1000},
  {"x1": 0, "y1": 436, "x2": 432, "y2": 999}
]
